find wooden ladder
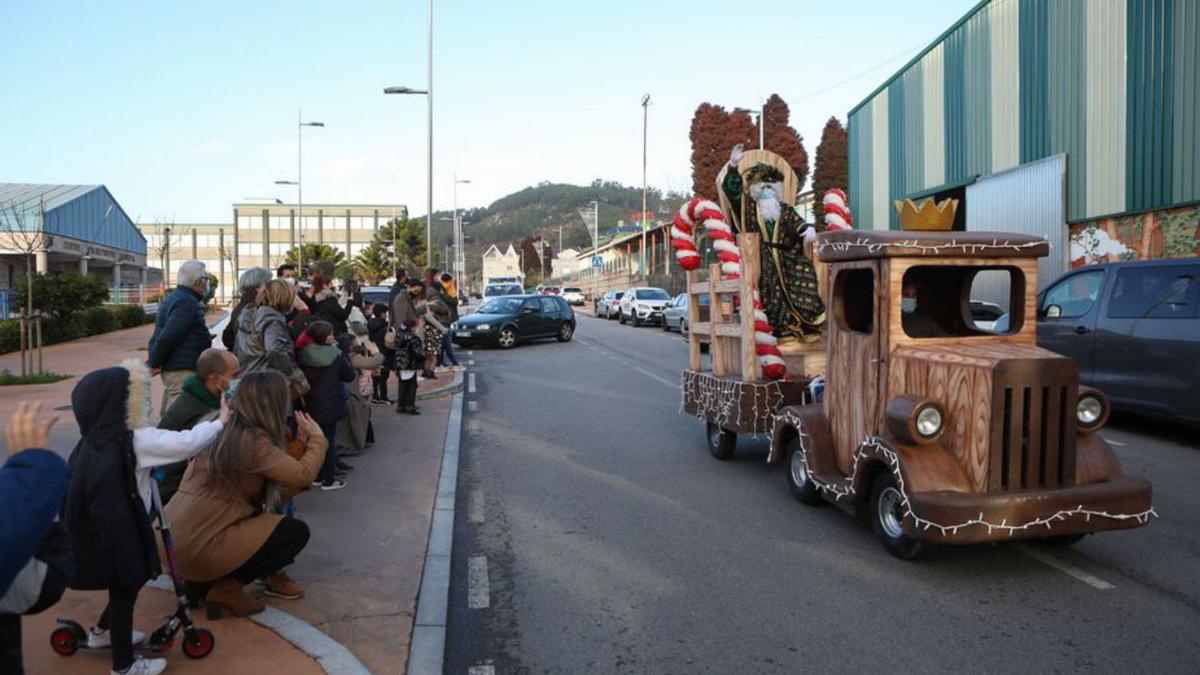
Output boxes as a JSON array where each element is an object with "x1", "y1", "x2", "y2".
[{"x1": 685, "y1": 233, "x2": 762, "y2": 382}]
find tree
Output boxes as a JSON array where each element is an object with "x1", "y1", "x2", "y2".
[
  {"x1": 148, "y1": 220, "x2": 190, "y2": 284},
  {"x1": 0, "y1": 198, "x2": 49, "y2": 374},
  {"x1": 811, "y1": 116, "x2": 849, "y2": 224},
  {"x1": 16, "y1": 273, "x2": 110, "y2": 320},
  {"x1": 689, "y1": 102, "x2": 731, "y2": 198},
  {"x1": 354, "y1": 238, "x2": 393, "y2": 285},
  {"x1": 759, "y1": 94, "x2": 809, "y2": 190},
  {"x1": 375, "y1": 217, "x2": 428, "y2": 275},
  {"x1": 284, "y1": 243, "x2": 352, "y2": 280}
]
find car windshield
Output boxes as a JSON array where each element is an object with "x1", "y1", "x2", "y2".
[
  {"x1": 479, "y1": 298, "x2": 523, "y2": 313},
  {"x1": 636, "y1": 289, "x2": 670, "y2": 300},
  {"x1": 613, "y1": 292, "x2": 625, "y2": 299}
]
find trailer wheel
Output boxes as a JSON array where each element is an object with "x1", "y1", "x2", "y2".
[
  {"x1": 1040, "y1": 533, "x2": 1087, "y2": 547},
  {"x1": 870, "y1": 473, "x2": 927, "y2": 560},
  {"x1": 786, "y1": 437, "x2": 824, "y2": 505},
  {"x1": 705, "y1": 422, "x2": 736, "y2": 460}
]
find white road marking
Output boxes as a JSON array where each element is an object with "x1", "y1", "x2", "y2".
[
  {"x1": 468, "y1": 556, "x2": 491, "y2": 609},
  {"x1": 468, "y1": 400, "x2": 479, "y2": 412},
  {"x1": 632, "y1": 366, "x2": 678, "y2": 388},
  {"x1": 468, "y1": 665, "x2": 495, "y2": 675},
  {"x1": 469, "y1": 488, "x2": 485, "y2": 524},
  {"x1": 1014, "y1": 543, "x2": 1116, "y2": 590},
  {"x1": 467, "y1": 350, "x2": 475, "y2": 356},
  {"x1": 468, "y1": 372, "x2": 477, "y2": 394},
  {"x1": 468, "y1": 359, "x2": 476, "y2": 366},
  {"x1": 1102, "y1": 436, "x2": 1126, "y2": 447}
]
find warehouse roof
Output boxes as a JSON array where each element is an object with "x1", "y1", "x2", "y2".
[{"x1": 0, "y1": 183, "x2": 145, "y2": 254}]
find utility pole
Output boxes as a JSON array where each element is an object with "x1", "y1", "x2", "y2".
[{"x1": 641, "y1": 93, "x2": 650, "y2": 279}]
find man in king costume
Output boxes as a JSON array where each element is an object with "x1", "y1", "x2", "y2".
[{"x1": 720, "y1": 144, "x2": 826, "y2": 343}]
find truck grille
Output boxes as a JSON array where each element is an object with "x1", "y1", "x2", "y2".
[{"x1": 989, "y1": 374, "x2": 1077, "y2": 491}]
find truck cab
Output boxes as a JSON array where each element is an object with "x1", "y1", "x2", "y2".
[{"x1": 771, "y1": 230, "x2": 1154, "y2": 558}]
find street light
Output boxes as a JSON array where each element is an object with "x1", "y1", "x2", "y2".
[
  {"x1": 641, "y1": 93, "x2": 650, "y2": 278},
  {"x1": 278, "y1": 113, "x2": 325, "y2": 278},
  {"x1": 453, "y1": 176, "x2": 470, "y2": 283},
  {"x1": 733, "y1": 103, "x2": 765, "y2": 149},
  {"x1": 384, "y1": 0, "x2": 434, "y2": 270}
]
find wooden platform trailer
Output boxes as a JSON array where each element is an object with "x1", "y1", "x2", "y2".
[{"x1": 682, "y1": 229, "x2": 1154, "y2": 559}]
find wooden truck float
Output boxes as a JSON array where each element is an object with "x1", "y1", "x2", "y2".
[{"x1": 682, "y1": 228, "x2": 1155, "y2": 559}]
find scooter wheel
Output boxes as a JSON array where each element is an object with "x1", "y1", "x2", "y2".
[
  {"x1": 182, "y1": 627, "x2": 215, "y2": 659},
  {"x1": 50, "y1": 627, "x2": 78, "y2": 656}
]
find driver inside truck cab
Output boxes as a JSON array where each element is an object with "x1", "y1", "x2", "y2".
[{"x1": 901, "y1": 281, "x2": 947, "y2": 338}]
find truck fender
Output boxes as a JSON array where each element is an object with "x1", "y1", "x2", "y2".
[
  {"x1": 770, "y1": 404, "x2": 836, "y2": 476},
  {"x1": 1075, "y1": 433, "x2": 1125, "y2": 484}
]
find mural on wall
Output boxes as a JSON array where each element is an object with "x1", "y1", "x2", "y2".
[{"x1": 1069, "y1": 204, "x2": 1200, "y2": 267}]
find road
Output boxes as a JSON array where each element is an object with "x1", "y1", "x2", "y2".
[{"x1": 446, "y1": 313, "x2": 1200, "y2": 674}]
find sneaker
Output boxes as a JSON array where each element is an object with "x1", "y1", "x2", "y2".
[
  {"x1": 335, "y1": 461, "x2": 354, "y2": 474},
  {"x1": 311, "y1": 480, "x2": 323, "y2": 488},
  {"x1": 452, "y1": 364, "x2": 466, "y2": 371},
  {"x1": 263, "y1": 570, "x2": 305, "y2": 600},
  {"x1": 89, "y1": 627, "x2": 147, "y2": 649},
  {"x1": 320, "y1": 479, "x2": 347, "y2": 491},
  {"x1": 113, "y1": 656, "x2": 167, "y2": 675}
]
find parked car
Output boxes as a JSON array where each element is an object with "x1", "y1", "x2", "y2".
[
  {"x1": 484, "y1": 283, "x2": 524, "y2": 298},
  {"x1": 596, "y1": 290, "x2": 624, "y2": 319},
  {"x1": 541, "y1": 286, "x2": 561, "y2": 296},
  {"x1": 969, "y1": 300, "x2": 1006, "y2": 331},
  {"x1": 561, "y1": 287, "x2": 585, "y2": 306},
  {"x1": 1037, "y1": 258, "x2": 1200, "y2": 425},
  {"x1": 452, "y1": 294, "x2": 575, "y2": 349},
  {"x1": 360, "y1": 285, "x2": 392, "y2": 308},
  {"x1": 618, "y1": 287, "x2": 671, "y2": 326},
  {"x1": 661, "y1": 293, "x2": 710, "y2": 333}
]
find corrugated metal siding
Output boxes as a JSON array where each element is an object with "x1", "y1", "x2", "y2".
[
  {"x1": 1173, "y1": 0, "x2": 1200, "y2": 204},
  {"x1": 1086, "y1": 0, "x2": 1128, "y2": 217},
  {"x1": 966, "y1": 154, "x2": 1067, "y2": 291},
  {"x1": 846, "y1": 0, "x2": 1200, "y2": 229},
  {"x1": 848, "y1": 108, "x2": 870, "y2": 228}
]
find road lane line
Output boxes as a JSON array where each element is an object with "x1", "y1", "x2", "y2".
[
  {"x1": 1014, "y1": 544, "x2": 1116, "y2": 590},
  {"x1": 468, "y1": 556, "x2": 491, "y2": 609},
  {"x1": 468, "y1": 359, "x2": 476, "y2": 366},
  {"x1": 468, "y1": 666, "x2": 495, "y2": 675},
  {"x1": 632, "y1": 366, "x2": 679, "y2": 388},
  {"x1": 467, "y1": 350, "x2": 475, "y2": 356},
  {"x1": 469, "y1": 488, "x2": 485, "y2": 524},
  {"x1": 1102, "y1": 436, "x2": 1126, "y2": 446},
  {"x1": 468, "y1": 372, "x2": 477, "y2": 393}
]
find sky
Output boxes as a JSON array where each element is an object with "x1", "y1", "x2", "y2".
[{"x1": 0, "y1": 0, "x2": 980, "y2": 225}]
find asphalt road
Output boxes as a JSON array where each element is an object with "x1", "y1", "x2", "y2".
[{"x1": 446, "y1": 313, "x2": 1200, "y2": 674}]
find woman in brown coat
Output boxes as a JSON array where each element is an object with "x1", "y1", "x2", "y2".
[{"x1": 165, "y1": 370, "x2": 327, "y2": 619}]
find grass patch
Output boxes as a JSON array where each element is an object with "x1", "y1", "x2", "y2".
[
  {"x1": 136, "y1": 346, "x2": 147, "y2": 351},
  {"x1": 0, "y1": 370, "x2": 73, "y2": 386}
]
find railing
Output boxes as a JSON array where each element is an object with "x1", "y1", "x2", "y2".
[{"x1": 0, "y1": 289, "x2": 9, "y2": 320}]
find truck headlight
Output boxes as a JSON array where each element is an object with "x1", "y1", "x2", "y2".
[
  {"x1": 916, "y1": 406, "x2": 943, "y2": 438},
  {"x1": 1076, "y1": 388, "x2": 1109, "y2": 430},
  {"x1": 885, "y1": 396, "x2": 945, "y2": 445}
]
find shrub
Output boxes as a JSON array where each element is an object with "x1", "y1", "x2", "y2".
[
  {"x1": 79, "y1": 306, "x2": 116, "y2": 336},
  {"x1": 14, "y1": 273, "x2": 111, "y2": 319},
  {"x1": 0, "y1": 320, "x2": 20, "y2": 354},
  {"x1": 113, "y1": 304, "x2": 150, "y2": 328},
  {"x1": 44, "y1": 316, "x2": 85, "y2": 343}
]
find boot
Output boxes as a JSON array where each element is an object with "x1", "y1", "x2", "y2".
[
  {"x1": 204, "y1": 577, "x2": 265, "y2": 620},
  {"x1": 264, "y1": 570, "x2": 305, "y2": 600}
]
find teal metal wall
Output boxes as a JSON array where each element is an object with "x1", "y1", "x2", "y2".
[{"x1": 847, "y1": 0, "x2": 1200, "y2": 229}]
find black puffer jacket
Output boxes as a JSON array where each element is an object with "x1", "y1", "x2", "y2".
[{"x1": 64, "y1": 365, "x2": 160, "y2": 591}]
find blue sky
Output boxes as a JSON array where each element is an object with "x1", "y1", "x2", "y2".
[{"x1": 0, "y1": 0, "x2": 979, "y2": 224}]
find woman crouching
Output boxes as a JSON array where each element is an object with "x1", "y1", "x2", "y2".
[{"x1": 165, "y1": 370, "x2": 326, "y2": 619}]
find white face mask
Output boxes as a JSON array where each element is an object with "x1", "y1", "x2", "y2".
[
  {"x1": 901, "y1": 297, "x2": 917, "y2": 314},
  {"x1": 282, "y1": 277, "x2": 297, "y2": 286}
]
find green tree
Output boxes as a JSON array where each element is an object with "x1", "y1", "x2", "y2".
[
  {"x1": 354, "y1": 238, "x2": 393, "y2": 285},
  {"x1": 17, "y1": 273, "x2": 111, "y2": 319},
  {"x1": 375, "y1": 217, "x2": 428, "y2": 273},
  {"x1": 811, "y1": 116, "x2": 849, "y2": 224},
  {"x1": 284, "y1": 243, "x2": 352, "y2": 280}
]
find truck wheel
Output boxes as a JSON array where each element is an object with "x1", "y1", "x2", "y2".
[
  {"x1": 705, "y1": 422, "x2": 736, "y2": 460},
  {"x1": 870, "y1": 473, "x2": 927, "y2": 560},
  {"x1": 786, "y1": 437, "x2": 824, "y2": 505}
]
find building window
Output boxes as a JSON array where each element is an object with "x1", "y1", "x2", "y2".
[
  {"x1": 237, "y1": 242, "x2": 261, "y2": 256},
  {"x1": 239, "y1": 215, "x2": 263, "y2": 231}
]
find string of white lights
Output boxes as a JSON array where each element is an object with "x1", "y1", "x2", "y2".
[
  {"x1": 774, "y1": 410, "x2": 1158, "y2": 537},
  {"x1": 683, "y1": 371, "x2": 791, "y2": 438},
  {"x1": 816, "y1": 237, "x2": 1048, "y2": 257}
]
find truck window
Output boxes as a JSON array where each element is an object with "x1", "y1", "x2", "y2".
[
  {"x1": 902, "y1": 266, "x2": 1024, "y2": 338},
  {"x1": 1107, "y1": 266, "x2": 1198, "y2": 319},
  {"x1": 835, "y1": 269, "x2": 874, "y2": 334},
  {"x1": 1041, "y1": 271, "x2": 1103, "y2": 319}
]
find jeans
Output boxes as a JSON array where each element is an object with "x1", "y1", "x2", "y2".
[
  {"x1": 97, "y1": 586, "x2": 140, "y2": 671},
  {"x1": 437, "y1": 331, "x2": 459, "y2": 367},
  {"x1": 372, "y1": 366, "x2": 391, "y2": 400},
  {"x1": 228, "y1": 518, "x2": 310, "y2": 584},
  {"x1": 317, "y1": 421, "x2": 339, "y2": 483},
  {"x1": 396, "y1": 373, "x2": 418, "y2": 411}
]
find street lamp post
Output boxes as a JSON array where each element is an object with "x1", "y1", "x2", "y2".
[
  {"x1": 278, "y1": 112, "x2": 324, "y2": 278},
  {"x1": 641, "y1": 93, "x2": 650, "y2": 279},
  {"x1": 733, "y1": 102, "x2": 765, "y2": 149},
  {"x1": 453, "y1": 175, "x2": 470, "y2": 283}
]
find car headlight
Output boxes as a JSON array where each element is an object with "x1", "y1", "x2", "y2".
[
  {"x1": 885, "y1": 396, "x2": 945, "y2": 445},
  {"x1": 1076, "y1": 388, "x2": 1109, "y2": 430}
]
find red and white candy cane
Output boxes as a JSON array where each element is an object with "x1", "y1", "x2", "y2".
[
  {"x1": 822, "y1": 189, "x2": 853, "y2": 230},
  {"x1": 670, "y1": 198, "x2": 787, "y2": 380}
]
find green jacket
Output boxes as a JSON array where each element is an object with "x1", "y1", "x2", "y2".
[{"x1": 157, "y1": 376, "x2": 221, "y2": 504}]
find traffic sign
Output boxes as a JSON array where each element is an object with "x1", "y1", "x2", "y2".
[{"x1": 591, "y1": 256, "x2": 603, "y2": 268}]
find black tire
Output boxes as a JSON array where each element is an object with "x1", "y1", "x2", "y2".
[
  {"x1": 632, "y1": 313, "x2": 642, "y2": 327},
  {"x1": 618, "y1": 310, "x2": 626, "y2": 324},
  {"x1": 1041, "y1": 533, "x2": 1087, "y2": 547},
  {"x1": 662, "y1": 317, "x2": 671, "y2": 331},
  {"x1": 786, "y1": 437, "x2": 825, "y2": 505},
  {"x1": 680, "y1": 319, "x2": 688, "y2": 336},
  {"x1": 705, "y1": 422, "x2": 736, "y2": 460},
  {"x1": 870, "y1": 473, "x2": 927, "y2": 560},
  {"x1": 557, "y1": 322, "x2": 574, "y2": 342},
  {"x1": 497, "y1": 326, "x2": 517, "y2": 349}
]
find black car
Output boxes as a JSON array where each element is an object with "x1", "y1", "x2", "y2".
[
  {"x1": 1037, "y1": 258, "x2": 1200, "y2": 425},
  {"x1": 452, "y1": 294, "x2": 575, "y2": 349}
]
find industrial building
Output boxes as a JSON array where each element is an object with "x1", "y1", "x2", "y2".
[{"x1": 848, "y1": 0, "x2": 1200, "y2": 287}]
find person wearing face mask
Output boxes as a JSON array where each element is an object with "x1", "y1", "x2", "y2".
[
  {"x1": 901, "y1": 281, "x2": 947, "y2": 338},
  {"x1": 156, "y1": 349, "x2": 241, "y2": 505},
  {"x1": 147, "y1": 260, "x2": 216, "y2": 415}
]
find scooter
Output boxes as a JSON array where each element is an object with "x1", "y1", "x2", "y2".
[{"x1": 50, "y1": 474, "x2": 216, "y2": 660}]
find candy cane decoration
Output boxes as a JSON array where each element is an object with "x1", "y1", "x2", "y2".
[
  {"x1": 822, "y1": 189, "x2": 853, "y2": 230},
  {"x1": 670, "y1": 198, "x2": 787, "y2": 380}
]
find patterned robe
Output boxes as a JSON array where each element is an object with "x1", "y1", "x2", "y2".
[{"x1": 722, "y1": 169, "x2": 826, "y2": 340}]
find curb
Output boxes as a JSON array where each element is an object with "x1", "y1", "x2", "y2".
[
  {"x1": 407, "y1": 388, "x2": 464, "y2": 674},
  {"x1": 146, "y1": 576, "x2": 370, "y2": 674},
  {"x1": 417, "y1": 370, "x2": 465, "y2": 400}
]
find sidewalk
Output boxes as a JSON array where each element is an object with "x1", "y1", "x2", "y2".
[{"x1": 4, "y1": 322, "x2": 461, "y2": 674}]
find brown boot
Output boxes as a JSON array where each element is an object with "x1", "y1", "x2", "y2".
[
  {"x1": 204, "y1": 577, "x2": 265, "y2": 620},
  {"x1": 263, "y1": 570, "x2": 304, "y2": 600}
]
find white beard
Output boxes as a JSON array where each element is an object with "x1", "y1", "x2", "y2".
[{"x1": 757, "y1": 195, "x2": 782, "y2": 224}]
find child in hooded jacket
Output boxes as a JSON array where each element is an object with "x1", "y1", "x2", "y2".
[{"x1": 299, "y1": 321, "x2": 355, "y2": 490}]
